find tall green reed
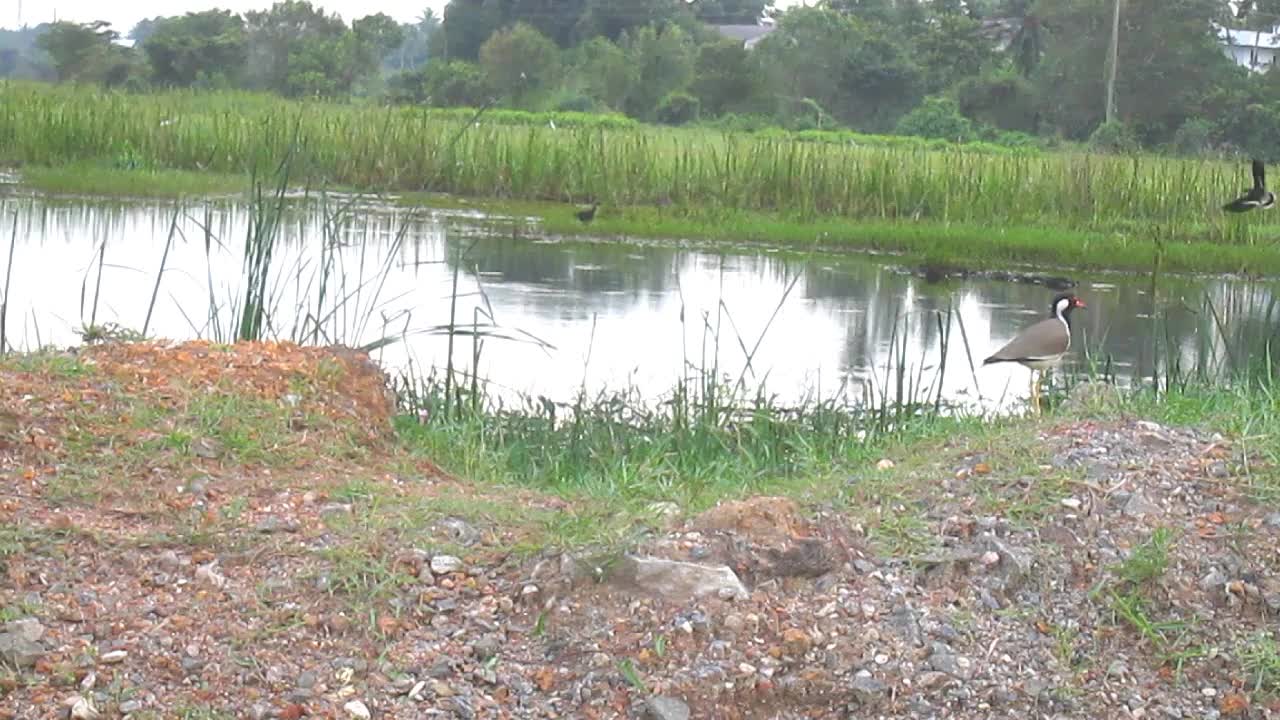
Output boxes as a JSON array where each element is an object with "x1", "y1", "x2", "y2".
[
  {"x1": 0, "y1": 209, "x2": 15, "y2": 355},
  {"x1": 394, "y1": 262, "x2": 978, "y2": 503},
  {"x1": 2, "y1": 82, "x2": 1276, "y2": 246}
]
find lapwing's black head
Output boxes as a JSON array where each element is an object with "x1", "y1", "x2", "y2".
[{"x1": 1050, "y1": 293, "x2": 1086, "y2": 320}]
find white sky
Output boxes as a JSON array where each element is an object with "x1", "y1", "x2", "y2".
[{"x1": 4, "y1": 0, "x2": 807, "y2": 33}]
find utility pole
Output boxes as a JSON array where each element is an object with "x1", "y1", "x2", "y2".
[{"x1": 1105, "y1": 0, "x2": 1123, "y2": 124}]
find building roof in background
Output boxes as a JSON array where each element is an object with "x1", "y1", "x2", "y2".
[
  {"x1": 709, "y1": 23, "x2": 776, "y2": 47},
  {"x1": 1217, "y1": 25, "x2": 1280, "y2": 49}
]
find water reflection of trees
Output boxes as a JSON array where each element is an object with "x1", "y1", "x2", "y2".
[{"x1": 10, "y1": 194, "x2": 1280, "y2": 393}]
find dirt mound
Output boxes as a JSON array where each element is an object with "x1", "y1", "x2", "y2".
[
  {"x1": 0, "y1": 340, "x2": 406, "y2": 516},
  {"x1": 693, "y1": 496, "x2": 810, "y2": 542},
  {"x1": 83, "y1": 340, "x2": 398, "y2": 441}
]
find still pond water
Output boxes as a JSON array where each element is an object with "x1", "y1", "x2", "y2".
[{"x1": 2, "y1": 192, "x2": 1276, "y2": 412}]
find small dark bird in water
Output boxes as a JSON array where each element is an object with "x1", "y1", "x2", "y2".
[
  {"x1": 984, "y1": 293, "x2": 1086, "y2": 410},
  {"x1": 575, "y1": 202, "x2": 598, "y2": 224},
  {"x1": 1224, "y1": 158, "x2": 1275, "y2": 212}
]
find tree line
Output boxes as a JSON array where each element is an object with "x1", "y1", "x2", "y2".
[{"x1": 3, "y1": 0, "x2": 1280, "y2": 156}]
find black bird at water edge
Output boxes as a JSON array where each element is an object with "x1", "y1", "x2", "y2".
[{"x1": 1223, "y1": 158, "x2": 1275, "y2": 213}]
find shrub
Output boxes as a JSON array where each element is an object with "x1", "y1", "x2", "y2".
[
  {"x1": 703, "y1": 113, "x2": 776, "y2": 132},
  {"x1": 554, "y1": 94, "x2": 599, "y2": 113},
  {"x1": 955, "y1": 71, "x2": 1039, "y2": 133},
  {"x1": 1171, "y1": 118, "x2": 1215, "y2": 156},
  {"x1": 1088, "y1": 121, "x2": 1139, "y2": 154},
  {"x1": 388, "y1": 61, "x2": 491, "y2": 107},
  {"x1": 895, "y1": 96, "x2": 977, "y2": 143},
  {"x1": 655, "y1": 91, "x2": 700, "y2": 126}
]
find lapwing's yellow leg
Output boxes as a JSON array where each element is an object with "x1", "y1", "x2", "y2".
[{"x1": 1031, "y1": 370, "x2": 1042, "y2": 415}]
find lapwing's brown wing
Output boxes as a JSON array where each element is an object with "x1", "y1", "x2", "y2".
[{"x1": 984, "y1": 317, "x2": 1069, "y2": 364}]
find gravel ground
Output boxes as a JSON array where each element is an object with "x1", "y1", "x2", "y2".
[{"x1": 1, "y1": 346, "x2": 1278, "y2": 719}]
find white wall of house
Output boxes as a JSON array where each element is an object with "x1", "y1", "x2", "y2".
[
  {"x1": 1218, "y1": 26, "x2": 1280, "y2": 72},
  {"x1": 1223, "y1": 43, "x2": 1280, "y2": 71}
]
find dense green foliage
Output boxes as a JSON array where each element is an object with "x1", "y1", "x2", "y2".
[{"x1": 0, "y1": 0, "x2": 1273, "y2": 152}]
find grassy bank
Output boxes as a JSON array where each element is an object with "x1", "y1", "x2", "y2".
[
  {"x1": 394, "y1": 361, "x2": 1280, "y2": 543},
  {"x1": 3, "y1": 82, "x2": 1280, "y2": 251},
  {"x1": 441, "y1": 195, "x2": 1278, "y2": 275},
  {"x1": 17, "y1": 163, "x2": 246, "y2": 197},
  {"x1": 9, "y1": 165, "x2": 1277, "y2": 275}
]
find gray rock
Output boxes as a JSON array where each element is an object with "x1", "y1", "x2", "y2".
[
  {"x1": 118, "y1": 700, "x2": 144, "y2": 714},
  {"x1": 1263, "y1": 512, "x2": 1280, "y2": 530},
  {"x1": 850, "y1": 674, "x2": 888, "y2": 704},
  {"x1": 983, "y1": 536, "x2": 1032, "y2": 577},
  {"x1": 430, "y1": 555, "x2": 465, "y2": 575},
  {"x1": 992, "y1": 686, "x2": 1017, "y2": 705},
  {"x1": 4, "y1": 618, "x2": 44, "y2": 643},
  {"x1": 334, "y1": 657, "x2": 368, "y2": 673},
  {"x1": 191, "y1": 437, "x2": 224, "y2": 459},
  {"x1": 928, "y1": 647, "x2": 974, "y2": 680},
  {"x1": 297, "y1": 670, "x2": 317, "y2": 688},
  {"x1": 915, "y1": 671, "x2": 951, "y2": 690},
  {"x1": 980, "y1": 535, "x2": 1033, "y2": 595},
  {"x1": 673, "y1": 609, "x2": 711, "y2": 635},
  {"x1": 615, "y1": 555, "x2": 748, "y2": 601},
  {"x1": 0, "y1": 631, "x2": 44, "y2": 668},
  {"x1": 319, "y1": 503, "x2": 353, "y2": 519},
  {"x1": 286, "y1": 689, "x2": 314, "y2": 703},
  {"x1": 389, "y1": 676, "x2": 417, "y2": 693},
  {"x1": 343, "y1": 700, "x2": 371, "y2": 720},
  {"x1": 155, "y1": 550, "x2": 181, "y2": 573},
  {"x1": 435, "y1": 517, "x2": 482, "y2": 546},
  {"x1": 886, "y1": 606, "x2": 921, "y2": 646},
  {"x1": 644, "y1": 695, "x2": 691, "y2": 720},
  {"x1": 451, "y1": 696, "x2": 475, "y2": 720},
  {"x1": 647, "y1": 502, "x2": 682, "y2": 520},
  {"x1": 1123, "y1": 492, "x2": 1162, "y2": 517},
  {"x1": 265, "y1": 665, "x2": 287, "y2": 685},
  {"x1": 1199, "y1": 568, "x2": 1227, "y2": 593},
  {"x1": 64, "y1": 694, "x2": 99, "y2": 720},
  {"x1": 470, "y1": 636, "x2": 501, "y2": 662},
  {"x1": 254, "y1": 515, "x2": 299, "y2": 534}
]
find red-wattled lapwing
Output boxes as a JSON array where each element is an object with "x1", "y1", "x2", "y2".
[
  {"x1": 1223, "y1": 159, "x2": 1275, "y2": 213},
  {"x1": 575, "y1": 202, "x2": 599, "y2": 224},
  {"x1": 983, "y1": 293, "x2": 1086, "y2": 410}
]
